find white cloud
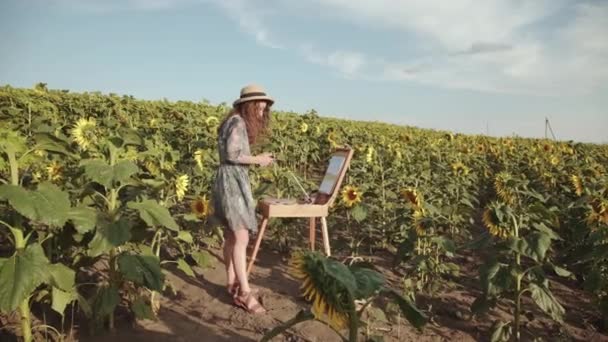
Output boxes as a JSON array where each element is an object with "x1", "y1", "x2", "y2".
[
  {"x1": 292, "y1": 0, "x2": 608, "y2": 95},
  {"x1": 213, "y1": 0, "x2": 284, "y2": 49},
  {"x1": 300, "y1": 45, "x2": 366, "y2": 76}
]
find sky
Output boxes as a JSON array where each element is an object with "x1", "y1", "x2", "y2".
[{"x1": 1, "y1": 0, "x2": 607, "y2": 144}]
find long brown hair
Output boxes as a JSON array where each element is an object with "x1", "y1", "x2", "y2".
[{"x1": 218, "y1": 100, "x2": 272, "y2": 146}]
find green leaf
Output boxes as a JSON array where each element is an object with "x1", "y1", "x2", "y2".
[
  {"x1": 177, "y1": 258, "x2": 195, "y2": 277},
  {"x1": 113, "y1": 160, "x2": 139, "y2": 184},
  {"x1": 48, "y1": 263, "x2": 75, "y2": 291},
  {"x1": 351, "y1": 205, "x2": 367, "y2": 223},
  {"x1": 430, "y1": 236, "x2": 456, "y2": 256},
  {"x1": 80, "y1": 159, "x2": 138, "y2": 188},
  {"x1": 549, "y1": 263, "x2": 573, "y2": 279},
  {"x1": 383, "y1": 288, "x2": 427, "y2": 330},
  {"x1": 77, "y1": 293, "x2": 92, "y2": 318},
  {"x1": 0, "y1": 183, "x2": 71, "y2": 227},
  {"x1": 350, "y1": 266, "x2": 385, "y2": 299},
  {"x1": 88, "y1": 219, "x2": 132, "y2": 257},
  {"x1": 132, "y1": 297, "x2": 155, "y2": 320},
  {"x1": 0, "y1": 244, "x2": 51, "y2": 312},
  {"x1": 529, "y1": 282, "x2": 565, "y2": 322},
  {"x1": 117, "y1": 254, "x2": 164, "y2": 292},
  {"x1": 0, "y1": 258, "x2": 5, "y2": 270},
  {"x1": 51, "y1": 287, "x2": 75, "y2": 317},
  {"x1": 92, "y1": 285, "x2": 120, "y2": 318},
  {"x1": 127, "y1": 200, "x2": 179, "y2": 231},
  {"x1": 506, "y1": 233, "x2": 552, "y2": 262},
  {"x1": 80, "y1": 159, "x2": 113, "y2": 188},
  {"x1": 490, "y1": 321, "x2": 512, "y2": 342},
  {"x1": 68, "y1": 206, "x2": 98, "y2": 234},
  {"x1": 0, "y1": 185, "x2": 37, "y2": 221},
  {"x1": 532, "y1": 223, "x2": 561, "y2": 240},
  {"x1": 33, "y1": 133, "x2": 70, "y2": 155},
  {"x1": 323, "y1": 258, "x2": 358, "y2": 295},
  {"x1": 191, "y1": 251, "x2": 213, "y2": 269},
  {"x1": 30, "y1": 182, "x2": 70, "y2": 227},
  {"x1": 176, "y1": 231, "x2": 193, "y2": 244}
]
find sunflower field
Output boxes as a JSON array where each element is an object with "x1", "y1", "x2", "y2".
[{"x1": 1, "y1": 83, "x2": 607, "y2": 341}]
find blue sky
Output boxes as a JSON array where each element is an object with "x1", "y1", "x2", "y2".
[{"x1": 1, "y1": 0, "x2": 607, "y2": 143}]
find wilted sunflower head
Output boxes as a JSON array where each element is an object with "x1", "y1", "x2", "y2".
[
  {"x1": 46, "y1": 161, "x2": 63, "y2": 182},
  {"x1": 482, "y1": 206, "x2": 510, "y2": 239},
  {"x1": 71, "y1": 117, "x2": 98, "y2": 151},
  {"x1": 190, "y1": 195, "x2": 211, "y2": 218},
  {"x1": 401, "y1": 188, "x2": 422, "y2": 208},
  {"x1": 494, "y1": 172, "x2": 516, "y2": 205},
  {"x1": 587, "y1": 198, "x2": 608, "y2": 226},
  {"x1": 289, "y1": 251, "x2": 354, "y2": 330},
  {"x1": 175, "y1": 174, "x2": 189, "y2": 201},
  {"x1": 570, "y1": 175, "x2": 583, "y2": 196},
  {"x1": 341, "y1": 185, "x2": 362, "y2": 207}
]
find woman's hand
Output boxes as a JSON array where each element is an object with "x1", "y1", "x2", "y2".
[{"x1": 257, "y1": 152, "x2": 274, "y2": 167}]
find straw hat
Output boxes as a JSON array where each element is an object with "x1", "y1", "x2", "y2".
[{"x1": 233, "y1": 84, "x2": 274, "y2": 107}]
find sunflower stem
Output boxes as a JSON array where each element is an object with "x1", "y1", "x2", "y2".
[{"x1": 260, "y1": 309, "x2": 315, "y2": 342}]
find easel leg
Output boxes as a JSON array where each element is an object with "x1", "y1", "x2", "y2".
[
  {"x1": 320, "y1": 217, "x2": 331, "y2": 256},
  {"x1": 309, "y1": 217, "x2": 316, "y2": 251},
  {"x1": 247, "y1": 218, "x2": 268, "y2": 276}
]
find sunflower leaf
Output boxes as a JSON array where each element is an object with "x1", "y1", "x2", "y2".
[
  {"x1": 350, "y1": 266, "x2": 385, "y2": 299},
  {"x1": 382, "y1": 288, "x2": 427, "y2": 330},
  {"x1": 323, "y1": 258, "x2": 357, "y2": 295}
]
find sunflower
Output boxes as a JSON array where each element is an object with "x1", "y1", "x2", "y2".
[
  {"x1": 541, "y1": 143, "x2": 553, "y2": 153},
  {"x1": 570, "y1": 175, "x2": 583, "y2": 196},
  {"x1": 34, "y1": 149, "x2": 46, "y2": 158},
  {"x1": 366, "y1": 146, "x2": 375, "y2": 164},
  {"x1": 71, "y1": 117, "x2": 97, "y2": 151},
  {"x1": 175, "y1": 174, "x2": 189, "y2": 201},
  {"x1": 401, "y1": 188, "x2": 422, "y2": 208},
  {"x1": 341, "y1": 185, "x2": 362, "y2": 207},
  {"x1": 412, "y1": 208, "x2": 428, "y2": 236},
  {"x1": 550, "y1": 155, "x2": 560, "y2": 166},
  {"x1": 149, "y1": 118, "x2": 160, "y2": 128},
  {"x1": 46, "y1": 161, "x2": 63, "y2": 182},
  {"x1": 451, "y1": 161, "x2": 470, "y2": 176},
  {"x1": 476, "y1": 144, "x2": 486, "y2": 153},
  {"x1": 194, "y1": 149, "x2": 204, "y2": 171},
  {"x1": 190, "y1": 196, "x2": 211, "y2": 218},
  {"x1": 289, "y1": 251, "x2": 352, "y2": 330},
  {"x1": 494, "y1": 172, "x2": 516, "y2": 205},
  {"x1": 327, "y1": 131, "x2": 338, "y2": 148},
  {"x1": 205, "y1": 116, "x2": 219, "y2": 125},
  {"x1": 300, "y1": 122, "x2": 309, "y2": 133},
  {"x1": 482, "y1": 208, "x2": 509, "y2": 239},
  {"x1": 145, "y1": 160, "x2": 160, "y2": 175},
  {"x1": 587, "y1": 199, "x2": 608, "y2": 226}
]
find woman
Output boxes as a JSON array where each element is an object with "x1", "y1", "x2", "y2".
[{"x1": 212, "y1": 84, "x2": 275, "y2": 314}]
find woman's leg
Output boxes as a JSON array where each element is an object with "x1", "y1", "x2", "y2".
[
  {"x1": 233, "y1": 227, "x2": 265, "y2": 312},
  {"x1": 223, "y1": 229, "x2": 237, "y2": 291}
]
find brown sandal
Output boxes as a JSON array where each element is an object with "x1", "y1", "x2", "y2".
[
  {"x1": 234, "y1": 290, "x2": 266, "y2": 314},
  {"x1": 227, "y1": 282, "x2": 259, "y2": 297}
]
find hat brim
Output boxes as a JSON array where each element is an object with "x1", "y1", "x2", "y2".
[{"x1": 233, "y1": 95, "x2": 274, "y2": 107}]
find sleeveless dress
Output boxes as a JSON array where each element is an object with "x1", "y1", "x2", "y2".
[{"x1": 212, "y1": 114, "x2": 258, "y2": 234}]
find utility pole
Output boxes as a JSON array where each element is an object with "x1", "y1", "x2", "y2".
[{"x1": 545, "y1": 117, "x2": 557, "y2": 141}]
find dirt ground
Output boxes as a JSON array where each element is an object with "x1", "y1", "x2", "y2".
[
  {"x1": 2, "y1": 242, "x2": 607, "y2": 342},
  {"x1": 80, "y1": 244, "x2": 607, "y2": 342}
]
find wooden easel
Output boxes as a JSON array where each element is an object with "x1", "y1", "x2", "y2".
[{"x1": 246, "y1": 147, "x2": 354, "y2": 275}]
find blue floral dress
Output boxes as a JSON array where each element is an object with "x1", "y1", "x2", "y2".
[{"x1": 212, "y1": 114, "x2": 258, "y2": 234}]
